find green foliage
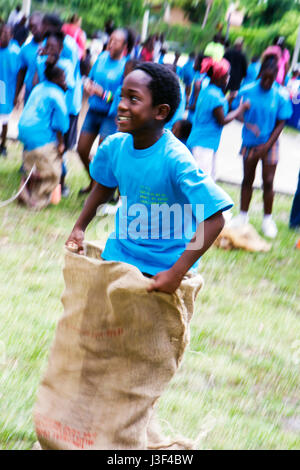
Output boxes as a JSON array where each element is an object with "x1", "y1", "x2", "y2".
[
  {"x1": 239, "y1": 0, "x2": 300, "y2": 27},
  {"x1": 150, "y1": 0, "x2": 230, "y2": 53},
  {"x1": 0, "y1": 0, "x2": 145, "y2": 36},
  {"x1": 229, "y1": 9, "x2": 300, "y2": 58}
]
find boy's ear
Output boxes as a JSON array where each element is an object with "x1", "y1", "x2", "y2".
[{"x1": 155, "y1": 103, "x2": 171, "y2": 122}]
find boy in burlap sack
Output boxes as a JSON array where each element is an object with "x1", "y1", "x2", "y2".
[
  {"x1": 18, "y1": 63, "x2": 69, "y2": 209},
  {"x1": 34, "y1": 64, "x2": 233, "y2": 450}
]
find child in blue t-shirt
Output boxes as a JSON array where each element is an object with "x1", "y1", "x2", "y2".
[
  {"x1": 230, "y1": 54, "x2": 293, "y2": 238},
  {"x1": 187, "y1": 57, "x2": 249, "y2": 180},
  {"x1": 66, "y1": 63, "x2": 233, "y2": 294},
  {"x1": 18, "y1": 64, "x2": 69, "y2": 209},
  {"x1": 33, "y1": 31, "x2": 77, "y2": 197},
  {"x1": 0, "y1": 24, "x2": 20, "y2": 156}
]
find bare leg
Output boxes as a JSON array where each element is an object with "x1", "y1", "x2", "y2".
[
  {"x1": 240, "y1": 152, "x2": 260, "y2": 212},
  {"x1": 262, "y1": 159, "x2": 277, "y2": 215},
  {"x1": 0, "y1": 124, "x2": 8, "y2": 154}
]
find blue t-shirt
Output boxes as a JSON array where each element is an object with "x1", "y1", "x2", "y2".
[
  {"x1": 165, "y1": 83, "x2": 186, "y2": 130},
  {"x1": 181, "y1": 59, "x2": 195, "y2": 87},
  {"x1": 18, "y1": 81, "x2": 69, "y2": 151},
  {"x1": 0, "y1": 43, "x2": 20, "y2": 114},
  {"x1": 90, "y1": 130, "x2": 233, "y2": 275},
  {"x1": 242, "y1": 61, "x2": 260, "y2": 87},
  {"x1": 36, "y1": 55, "x2": 76, "y2": 115},
  {"x1": 89, "y1": 51, "x2": 126, "y2": 114},
  {"x1": 187, "y1": 72, "x2": 210, "y2": 124},
  {"x1": 232, "y1": 80, "x2": 293, "y2": 147},
  {"x1": 19, "y1": 38, "x2": 40, "y2": 102},
  {"x1": 187, "y1": 83, "x2": 228, "y2": 152},
  {"x1": 61, "y1": 34, "x2": 82, "y2": 115},
  {"x1": 108, "y1": 85, "x2": 121, "y2": 118}
]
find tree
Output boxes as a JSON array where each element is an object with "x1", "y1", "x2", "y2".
[
  {"x1": 239, "y1": 0, "x2": 300, "y2": 26},
  {"x1": 202, "y1": 0, "x2": 214, "y2": 28}
]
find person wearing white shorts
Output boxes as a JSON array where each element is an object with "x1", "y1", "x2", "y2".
[
  {"x1": 192, "y1": 146, "x2": 217, "y2": 180},
  {"x1": 187, "y1": 57, "x2": 249, "y2": 180}
]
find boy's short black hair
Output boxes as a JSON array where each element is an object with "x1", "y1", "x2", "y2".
[
  {"x1": 134, "y1": 62, "x2": 181, "y2": 123},
  {"x1": 174, "y1": 119, "x2": 192, "y2": 141},
  {"x1": 44, "y1": 63, "x2": 64, "y2": 82},
  {"x1": 42, "y1": 13, "x2": 63, "y2": 31}
]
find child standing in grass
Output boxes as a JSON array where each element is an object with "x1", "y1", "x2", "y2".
[
  {"x1": 18, "y1": 64, "x2": 69, "y2": 209},
  {"x1": 0, "y1": 24, "x2": 20, "y2": 157},
  {"x1": 66, "y1": 63, "x2": 233, "y2": 292},
  {"x1": 230, "y1": 54, "x2": 293, "y2": 238}
]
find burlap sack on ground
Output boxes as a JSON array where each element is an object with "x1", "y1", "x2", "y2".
[
  {"x1": 23, "y1": 143, "x2": 61, "y2": 210},
  {"x1": 34, "y1": 241, "x2": 203, "y2": 450},
  {"x1": 214, "y1": 223, "x2": 271, "y2": 252}
]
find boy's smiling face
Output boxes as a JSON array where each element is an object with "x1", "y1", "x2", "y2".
[{"x1": 117, "y1": 70, "x2": 170, "y2": 138}]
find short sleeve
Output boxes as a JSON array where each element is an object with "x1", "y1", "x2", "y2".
[
  {"x1": 61, "y1": 60, "x2": 76, "y2": 89},
  {"x1": 51, "y1": 92, "x2": 69, "y2": 134},
  {"x1": 277, "y1": 89, "x2": 293, "y2": 121},
  {"x1": 89, "y1": 135, "x2": 118, "y2": 188},
  {"x1": 211, "y1": 89, "x2": 226, "y2": 110},
  {"x1": 173, "y1": 153, "x2": 233, "y2": 223}
]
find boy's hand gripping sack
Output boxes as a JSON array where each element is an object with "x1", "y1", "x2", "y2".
[{"x1": 34, "y1": 241, "x2": 203, "y2": 450}]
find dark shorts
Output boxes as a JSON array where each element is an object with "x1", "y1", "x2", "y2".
[
  {"x1": 64, "y1": 114, "x2": 79, "y2": 150},
  {"x1": 81, "y1": 108, "x2": 117, "y2": 137},
  {"x1": 240, "y1": 141, "x2": 279, "y2": 165}
]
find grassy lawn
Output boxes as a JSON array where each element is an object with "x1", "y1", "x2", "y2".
[{"x1": 0, "y1": 141, "x2": 299, "y2": 450}]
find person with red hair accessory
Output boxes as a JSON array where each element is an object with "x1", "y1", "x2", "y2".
[{"x1": 187, "y1": 57, "x2": 249, "y2": 180}]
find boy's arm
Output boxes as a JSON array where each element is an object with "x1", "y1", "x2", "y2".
[
  {"x1": 147, "y1": 211, "x2": 225, "y2": 294},
  {"x1": 14, "y1": 68, "x2": 27, "y2": 105},
  {"x1": 66, "y1": 183, "x2": 117, "y2": 254},
  {"x1": 56, "y1": 131, "x2": 65, "y2": 156},
  {"x1": 213, "y1": 97, "x2": 250, "y2": 126}
]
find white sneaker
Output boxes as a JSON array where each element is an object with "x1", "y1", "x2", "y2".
[
  {"x1": 228, "y1": 213, "x2": 249, "y2": 228},
  {"x1": 262, "y1": 218, "x2": 278, "y2": 238}
]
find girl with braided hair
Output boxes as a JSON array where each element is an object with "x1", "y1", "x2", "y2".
[
  {"x1": 230, "y1": 54, "x2": 293, "y2": 238},
  {"x1": 187, "y1": 57, "x2": 250, "y2": 180}
]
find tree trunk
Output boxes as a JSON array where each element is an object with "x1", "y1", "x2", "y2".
[
  {"x1": 202, "y1": 0, "x2": 214, "y2": 29},
  {"x1": 22, "y1": 0, "x2": 31, "y2": 17}
]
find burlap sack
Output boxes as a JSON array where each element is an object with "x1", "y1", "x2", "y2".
[
  {"x1": 214, "y1": 223, "x2": 271, "y2": 252},
  {"x1": 23, "y1": 143, "x2": 61, "y2": 210},
  {"x1": 34, "y1": 241, "x2": 203, "y2": 450}
]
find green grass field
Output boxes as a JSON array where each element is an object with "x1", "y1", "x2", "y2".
[{"x1": 0, "y1": 141, "x2": 299, "y2": 450}]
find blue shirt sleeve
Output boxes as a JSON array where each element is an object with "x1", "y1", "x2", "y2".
[
  {"x1": 89, "y1": 135, "x2": 119, "y2": 188},
  {"x1": 277, "y1": 89, "x2": 293, "y2": 121},
  {"x1": 210, "y1": 89, "x2": 227, "y2": 110},
  {"x1": 51, "y1": 92, "x2": 69, "y2": 134},
  {"x1": 173, "y1": 154, "x2": 233, "y2": 223}
]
